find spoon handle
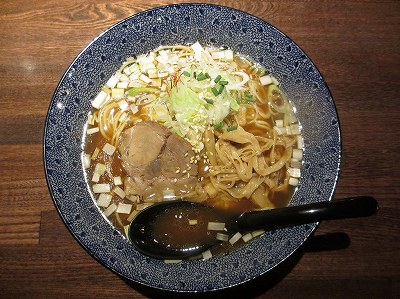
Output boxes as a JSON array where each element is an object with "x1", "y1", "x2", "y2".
[{"x1": 236, "y1": 196, "x2": 378, "y2": 231}]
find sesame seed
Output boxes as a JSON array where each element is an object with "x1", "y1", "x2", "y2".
[
  {"x1": 175, "y1": 169, "x2": 180, "y2": 173},
  {"x1": 184, "y1": 152, "x2": 189, "y2": 157},
  {"x1": 182, "y1": 169, "x2": 187, "y2": 174}
]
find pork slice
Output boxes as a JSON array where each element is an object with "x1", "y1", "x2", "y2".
[
  {"x1": 160, "y1": 133, "x2": 197, "y2": 178},
  {"x1": 119, "y1": 121, "x2": 169, "y2": 179}
]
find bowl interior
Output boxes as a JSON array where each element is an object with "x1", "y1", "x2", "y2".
[{"x1": 44, "y1": 3, "x2": 340, "y2": 292}]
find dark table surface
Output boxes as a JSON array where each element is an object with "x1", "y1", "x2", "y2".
[{"x1": 1, "y1": 1, "x2": 399, "y2": 298}]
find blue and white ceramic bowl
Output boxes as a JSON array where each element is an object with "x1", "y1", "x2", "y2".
[{"x1": 44, "y1": 3, "x2": 340, "y2": 292}]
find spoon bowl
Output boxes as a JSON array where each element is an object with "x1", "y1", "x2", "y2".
[{"x1": 128, "y1": 196, "x2": 378, "y2": 260}]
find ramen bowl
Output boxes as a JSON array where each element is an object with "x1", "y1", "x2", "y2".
[{"x1": 44, "y1": 3, "x2": 340, "y2": 292}]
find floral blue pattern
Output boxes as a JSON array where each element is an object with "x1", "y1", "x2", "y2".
[{"x1": 44, "y1": 3, "x2": 340, "y2": 292}]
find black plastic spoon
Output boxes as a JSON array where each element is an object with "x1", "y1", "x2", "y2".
[{"x1": 128, "y1": 196, "x2": 377, "y2": 260}]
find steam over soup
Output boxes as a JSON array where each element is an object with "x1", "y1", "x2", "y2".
[{"x1": 83, "y1": 42, "x2": 303, "y2": 254}]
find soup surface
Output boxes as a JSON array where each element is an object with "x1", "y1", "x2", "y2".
[{"x1": 83, "y1": 42, "x2": 303, "y2": 258}]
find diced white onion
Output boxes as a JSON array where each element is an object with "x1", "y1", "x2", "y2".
[
  {"x1": 102, "y1": 143, "x2": 116, "y2": 156},
  {"x1": 191, "y1": 41, "x2": 204, "y2": 61},
  {"x1": 224, "y1": 49, "x2": 234, "y2": 61},
  {"x1": 271, "y1": 75, "x2": 280, "y2": 86},
  {"x1": 289, "y1": 177, "x2": 299, "y2": 186},
  {"x1": 86, "y1": 127, "x2": 99, "y2": 135},
  {"x1": 229, "y1": 232, "x2": 243, "y2": 245},
  {"x1": 93, "y1": 183, "x2": 110, "y2": 193},
  {"x1": 116, "y1": 203, "x2": 132, "y2": 214},
  {"x1": 91, "y1": 147, "x2": 100, "y2": 160},
  {"x1": 97, "y1": 193, "x2": 112, "y2": 207},
  {"x1": 113, "y1": 186, "x2": 126, "y2": 199},
  {"x1": 202, "y1": 249, "x2": 212, "y2": 260},
  {"x1": 242, "y1": 233, "x2": 253, "y2": 243},
  {"x1": 290, "y1": 158, "x2": 302, "y2": 169},
  {"x1": 290, "y1": 124, "x2": 301, "y2": 135},
  {"x1": 216, "y1": 233, "x2": 229, "y2": 242},
  {"x1": 139, "y1": 74, "x2": 152, "y2": 83},
  {"x1": 211, "y1": 51, "x2": 225, "y2": 60},
  {"x1": 207, "y1": 222, "x2": 225, "y2": 231},
  {"x1": 130, "y1": 105, "x2": 139, "y2": 114},
  {"x1": 112, "y1": 88, "x2": 125, "y2": 99},
  {"x1": 288, "y1": 167, "x2": 301, "y2": 178},
  {"x1": 127, "y1": 195, "x2": 140, "y2": 203},
  {"x1": 104, "y1": 203, "x2": 117, "y2": 217},
  {"x1": 91, "y1": 172, "x2": 100, "y2": 183},
  {"x1": 94, "y1": 163, "x2": 106, "y2": 175},
  {"x1": 106, "y1": 75, "x2": 119, "y2": 88},
  {"x1": 251, "y1": 229, "x2": 265, "y2": 237},
  {"x1": 118, "y1": 99, "x2": 129, "y2": 111},
  {"x1": 117, "y1": 81, "x2": 129, "y2": 89},
  {"x1": 259, "y1": 75, "x2": 273, "y2": 86},
  {"x1": 293, "y1": 148, "x2": 303, "y2": 161},
  {"x1": 82, "y1": 154, "x2": 91, "y2": 169},
  {"x1": 188, "y1": 219, "x2": 198, "y2": 225},
  {"x1": 147, "y1": 68, "x2": 158, "y2": 79},
  {"x1": 92, "y1": 90, "x2": 108, "y2": 109},
  {"x1": 113, "y1": 176, "x2": 123, "y2": 186},
  {"x1": 297, "y1": 135, "x2": 304, "y2": 149},
  {"x1": 87, "y1": 114, "x2": 95, "y2": 125},
  {"x1": 275, "y1": 119, "x2": 284, "y2": 128}
]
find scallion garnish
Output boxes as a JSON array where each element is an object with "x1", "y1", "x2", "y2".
[
  {"x1": 205, "y1": 98, "x2": 214, "y2": 104},
  {"x1": 197, "y1": 72, "x2": 207, "y2": 81},
  {"x1": 214, "y1": 122, "x2": 223, "y2": 129},
  {"x1": 218, "y1": 84, "x2": 225, "y2": 94},
  {"x1": 227, "y1": 125, "x2": 238, "y2": 131},
  {"x1": 214, "y1": 75, "x2": 222, "y2": 83},
  {"x1": 182, "y1": 70, "x2": 191, "y2": 77},
  {"x1": 211, "y1": 87, "x2": 219, "y2": 96},
  {"x1": 219, "y1": 80, "x2": 229, "y2": 86},
  {"x1": 205, "y1": 72, "x2": 210, "y2": 79}
]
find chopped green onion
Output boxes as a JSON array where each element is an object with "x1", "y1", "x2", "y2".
[
  {"x1": 214, "y1": 75, "x2": 222, "y2": 83},
  {"x1": 227, "y1": 125, "x2": 238, "y2": 131},
  {"x1": 219, "y1": 80, "x2": 229, "y2": 86},
  {"x1": 218, "y1": 84, "x2": 225, "y2": 94},
  {"x1": 211, "y1": 87, "x2": 219, "y2": 96},
  {"x1": 205, "y1": 72, "x2": 210, "y2": 79},
  {"x1": 196, "y1": 73, "x2": 207, "y2": 81},
  {"x1": 193, "y1": 71, "x2": 197, "y2": 79},
  {"x1": 182, "y1": 70, "x2": 191, "y2": 77},
  {"x1": 214, "y1": 122, "x2": 223, "y2": 129},
  {"x1": 205, "y1": 98, "x2": 214, "y2": 104}
]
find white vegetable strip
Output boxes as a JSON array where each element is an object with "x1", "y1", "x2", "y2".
[
  {"x1": 93, "y1": 183, "x2": 110, "y2": 193},
  {"x1": 116, "y1": 203, "x2": 132, "y2": 214},
  {"x1": 104, "y1": 203, "x2": 117, "y2": 217},
  {"x1": 97, "y1": 193, "x2": 112, "y2": 207},
  {"x1": 229, "y1": 232, "x2": 243, "y2": 245},
  {"x1": 207, "y1": 222, "x2": 225, "y2": 231}
]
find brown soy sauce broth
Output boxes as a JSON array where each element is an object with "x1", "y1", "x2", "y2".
[{"x1": 83, "y1": 46, "x2": 302, "y2": 259}]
